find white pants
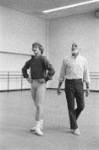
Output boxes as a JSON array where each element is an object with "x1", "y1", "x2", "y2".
[{"x1": 31, "y1": 79, "x2": 46, "y2": 121}]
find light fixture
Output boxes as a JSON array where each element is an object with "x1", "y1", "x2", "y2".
[{"x1": 43, "y1": 0, "x2": 99, "y2": 13}]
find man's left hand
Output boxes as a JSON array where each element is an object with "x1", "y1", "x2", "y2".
[{"x1": 85, "y1": 88, "x2": 90, "y2": 97}]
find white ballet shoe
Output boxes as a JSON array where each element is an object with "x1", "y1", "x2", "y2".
[
  {"x1": 35, "y1": 121, "x2": 43, "y2": 136},
  {"x1": 35, "y1": 127, "x2": 43, "y2": 136},
  {"x1": 30, "y1": 120, "x2": 43, "y2": 131}
]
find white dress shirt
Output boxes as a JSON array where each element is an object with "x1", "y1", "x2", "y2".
[{"x1": 59, "y1": 54, "x2": 90, "y2": 83}]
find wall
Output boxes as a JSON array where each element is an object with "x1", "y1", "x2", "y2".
[
  {"x1": 48, "y1": 12, "x2": 99, "y2": 88},
  {"x1": 0, "y1": 5, "x2": 47, "y2": 90},
  {"x1": 0, "y1": 5, "x2": 47, "y2": 56},
  {"x1": 0, "y1": 5, "x2": 47, "y2": 71},
  {"x1": 0, "y1": 5, "x2": 99, "y2": 90}
]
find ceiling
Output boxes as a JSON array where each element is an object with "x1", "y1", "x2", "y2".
[{"x1": 0, "y1": 0, "x2": 99, "y2": 19}]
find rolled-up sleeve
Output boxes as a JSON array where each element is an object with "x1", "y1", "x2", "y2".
[
  {"x1": 83, "y1": 60, "x2": 90, "y2": 83},
  {"x1": 59, "y1": 59, "x2": 66, "y2": 82}
]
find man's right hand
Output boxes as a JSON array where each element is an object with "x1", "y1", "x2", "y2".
[
  {"x1": 26, "y1": 77, "x2": 32, "y2": 83},
  {"x1": 57, "y1": 88, "x2": 62, "y2": 95}
]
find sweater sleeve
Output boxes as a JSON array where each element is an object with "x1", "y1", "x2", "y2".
[
  {"x1": 44, "y1": 57, "x2": 55, "y2": 82},
  {"x1": 22, "y1": 60, "x2": 31, "y2": 78}
]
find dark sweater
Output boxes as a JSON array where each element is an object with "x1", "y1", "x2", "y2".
[{"x1": 22, "y1": 55, "x2": 55, "y2": 81}]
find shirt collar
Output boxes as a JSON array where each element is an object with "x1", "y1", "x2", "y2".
[
  {"x1": 71, "y1": 54, "x2": 79, "y2": 59},
  {"x1": 34, "y1": 55, "x2": 42, "y2": 59}
]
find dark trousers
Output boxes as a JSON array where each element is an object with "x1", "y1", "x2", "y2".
[{"x1": 65, "y1": 79, "x2": 84, "y2": 130}]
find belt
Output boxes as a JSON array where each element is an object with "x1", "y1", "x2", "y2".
[{"x1": 66, "y1": 79, "x2": 82, "y2": 82}]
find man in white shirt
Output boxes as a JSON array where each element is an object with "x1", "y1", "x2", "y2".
[{"x1": 57, "y1": 42, "x2": 90, "y2": 136}]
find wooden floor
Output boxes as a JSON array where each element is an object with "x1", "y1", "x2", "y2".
[{"x1": 0, "y1": 90, "x2": 99, "y2": 150}]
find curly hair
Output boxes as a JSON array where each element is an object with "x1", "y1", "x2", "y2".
[{"x1": 32, "y1": 42, "x2": 44, "y2": 54}]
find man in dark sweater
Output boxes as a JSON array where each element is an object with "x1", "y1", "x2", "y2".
[{"x1": 22, "y1": 42, "x2": 55, "y2": 136}]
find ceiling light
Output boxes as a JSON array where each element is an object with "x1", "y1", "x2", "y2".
[{"x1": 43, "y1": 0, "x2": 99, "y2": 13}]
